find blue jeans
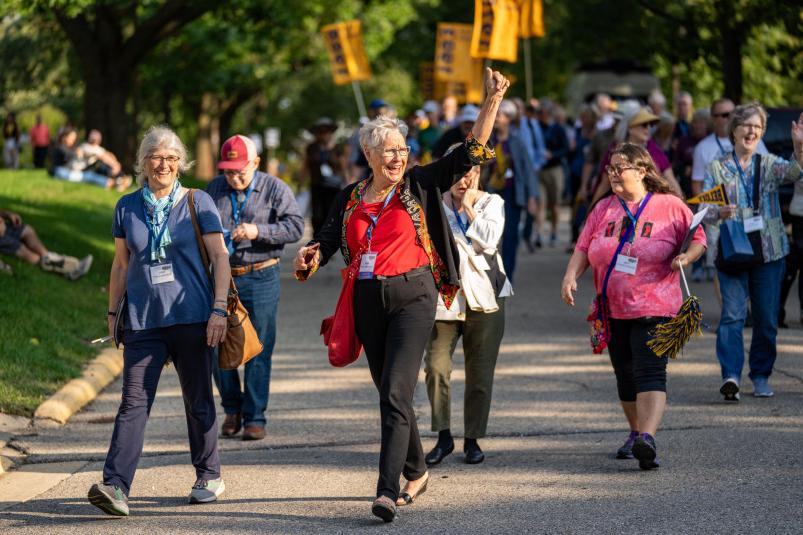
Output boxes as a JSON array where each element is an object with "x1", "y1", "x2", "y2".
[
  {"x1": 214, "y1": 263, "x2": 280, "y2": 427},
  {"x1": 501, "y1": 187, "x2": 522, "y2": 282},
  {"x1": 716, "y1": 259, "x2": 784, "y2": 382}
]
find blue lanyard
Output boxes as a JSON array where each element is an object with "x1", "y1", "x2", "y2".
[
  {"x1": 451, "y1": 204, "x2": 472, "y2": 244},
  {"x1": 617, "y1": 193, "x2": 652, "y2": 245},
  {"x1": 142, "y1": 185, "x2": 178, "y2": 255},
  {"x1": 715, "y1": 136, "x2": 728, "y2": 156},
  {"x1": 731, "y1": 151, "x2": 756, "y2": 208},
  {"x1": 229, "y1": 180, "x2": 256, "y2": 226},
  {"x1": 363, "y1": 185, "x2": 396, "y2": 247}
]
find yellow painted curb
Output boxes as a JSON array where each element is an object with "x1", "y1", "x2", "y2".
[{"x1": 33, "y1": 347, "x2": 123, "y2": 425}]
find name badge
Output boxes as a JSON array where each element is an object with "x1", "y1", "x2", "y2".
[
  {"x1": 320, "y1": 163, "x2": 333, "y2": 177},
  {"x1": 358, "y1": 252, "x2": 378, "y2": 280},
  {"x1": 150, "y1": 263, "x2": 175, "y2": 284},
  {"x1": 505, "y1": 168, "x2": 514, "y2": 179},
  {"x1": 614, "y1": 254, "x2": 638, "y2": 275},
  {"x1": 744, "y1": 215, "x2": 764, "y2": 233}
]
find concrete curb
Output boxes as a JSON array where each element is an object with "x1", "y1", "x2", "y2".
[{"x1": 33, "y1": 347, "x2": 123, "y2": 425}]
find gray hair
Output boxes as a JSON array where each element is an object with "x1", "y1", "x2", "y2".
[
  {"x1": 498, "y1": 99, "x2": 518, "y2": 119},
  {"x1": 359, "y1": 114, "x2": 409, "y2": 153},
  {"x1": 648, "y1": 89, "x2": 666, "y2": 107},
  {"x1": 135, "y1": 125, "x2": 193, "y2": 185},
  {"x1": 727, "y1": 101, "x2": 767, "y2": 143}
]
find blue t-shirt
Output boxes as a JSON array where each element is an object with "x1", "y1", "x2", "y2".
[{"x1": 112, "y1": 188, "x2": 224, "y2": 331}]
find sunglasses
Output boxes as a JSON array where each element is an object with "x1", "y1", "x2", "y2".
[{"x1": 712, "y1": 112, "x2": 731, "y2": 119}]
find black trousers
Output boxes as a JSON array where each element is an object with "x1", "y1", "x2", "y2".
[
  {"x1": 33, "y1": 146, "x2": 48, "y2": 168},
  {"x1": 103, "y1": 323, "x2": 220, "y2": 495},
  {"x1": 607, "y1": 318, "x2": 669, "y2": 402},
  {"x1": 353, "y1": 267, "x2": 436, "y2": 500}
]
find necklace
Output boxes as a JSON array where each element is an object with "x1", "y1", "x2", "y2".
[{"x1": 371, "y1": 181, "x2": 393, "y2": 196}]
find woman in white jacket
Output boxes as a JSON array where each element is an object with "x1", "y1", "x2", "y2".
[{"x1": 422, "y1": 162, "x2": 511, "y2": 468}]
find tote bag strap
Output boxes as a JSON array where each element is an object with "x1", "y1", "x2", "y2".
[{"x1": 188, "y1": 189, "x2": 214, "y2": 287}]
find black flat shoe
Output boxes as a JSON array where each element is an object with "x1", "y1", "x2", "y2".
[
  {"x1": 464, "y1": 448, "x2": 485, "y2": 464},
  {"x1": 425, "y1": 442, "x2": 454, "y2": 466},
  {"x1": 372, "y1": 496, "x2": 396, "y2": 522}
]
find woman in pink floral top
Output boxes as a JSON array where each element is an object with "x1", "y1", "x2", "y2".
[{"x1": 562, "y1": 143, "x2": 706, "y2": 470}]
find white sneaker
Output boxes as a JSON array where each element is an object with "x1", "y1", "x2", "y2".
[
  {"x1": 720, "y1": 378, "x2": 740, "y2": 401},
  {"x1": 188, "y1": 477, "x2": 225, "y2": 504}
]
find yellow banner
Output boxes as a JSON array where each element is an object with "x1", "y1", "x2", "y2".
[
  {"x1": 518, "y1": 0, "x2": 545, "y2": 38},
  {"x1": 321, "y1": 20, "x2": 371, "y2": 85},
  {"x1": 420, "y1": 63, "x2": 436, "y2": 101},
  {"x1": 435, "y1": 23, "x2": 475, "y2": 83},
  {"x1": 471, "y1": 0, "x2": 520, "y2": 63},
  {"x1": 686, "y1": 184, "x2": 729, "y2": 205}
]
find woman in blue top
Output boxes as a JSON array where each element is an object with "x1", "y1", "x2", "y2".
[{"x1": 88, "y1": 126, "x2": 232, "y2": 516}]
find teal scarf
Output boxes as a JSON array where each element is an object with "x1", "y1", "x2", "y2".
[{"x1": 142, "y1": 181, "x2": 180, "y2": 262}]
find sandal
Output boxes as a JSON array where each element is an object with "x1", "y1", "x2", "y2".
[{"x1": 396, "y1": 472, "x2": 429, "y2": 506}]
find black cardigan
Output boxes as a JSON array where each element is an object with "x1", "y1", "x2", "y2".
[{"x1": 311, "y1": 141, "x2": 488, "y2": 285}]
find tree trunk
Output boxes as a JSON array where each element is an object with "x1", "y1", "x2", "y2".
[
  {"x1": 716, "y1": 3, "x2": 744, "y2": 103},
  {"x1": 195, "y1": 93, "x2": 220, "y2": 181},
  {"x1": 82, "y1": 66, "x2": 136, "y2": 171}
]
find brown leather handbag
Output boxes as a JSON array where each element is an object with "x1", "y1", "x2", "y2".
[{"x1": 188, "y1": 189, "x2": 263, "y2": 370}]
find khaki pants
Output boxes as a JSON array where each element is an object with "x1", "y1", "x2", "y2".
[{"x1": 424, "y1": 299, "x2": 505, "y2": 438}]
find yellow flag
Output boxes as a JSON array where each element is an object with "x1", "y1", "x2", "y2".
[
  {"x1": 686, "y1": 184, "x2": 729, "y2": 205},
  {"x1": 321, "y1": 20, "x2": 371, "y2": 85},
  {"x1": 471, "y1": 0, "x2": 520, "y2": 63},
  {"x1": 518, "y1": 0, "x2": 545, "y2": 38},
  {"x1": 420, "y1": 62, "x2": 436, "y2": 101},
  {"x1": 434, "y1": 22, "x2": 485, "y2": 104}
]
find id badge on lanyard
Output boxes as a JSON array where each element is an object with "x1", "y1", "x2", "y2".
[
  {"x1": 614, "y1": 196, "x2": 649, "y2": 275},
  {"x1": 358, "y1": 185, "x2": 396, "y2": 280},
  {"x1": 150, "y1": 263, "x2": 175, "y2": 284}
]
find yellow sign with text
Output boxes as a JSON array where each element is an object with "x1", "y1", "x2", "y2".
[
  {"x1": 518, "y1": 0, "x2": 545, "y2": 38},
  {"x1": 471, "y1": 0, "x2": 520, "y2": 63},
  {"x1": 686, "y1": 184, "x2": 729, "y2": 205},
  {"x1": 321, "y1": 20, "x2": 371, "y2": 85}
]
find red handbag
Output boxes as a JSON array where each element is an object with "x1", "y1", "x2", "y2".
[{"x1": 320, "y1": 251, "x2": 364, "y2": 367}]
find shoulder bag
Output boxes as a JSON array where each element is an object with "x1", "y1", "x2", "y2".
[
  {"x1": 188, "y1": 189, "x2": 263, "y2": 370},
  {"x1": 715, "y1": 154, "x2": 765, "y2": 274}
]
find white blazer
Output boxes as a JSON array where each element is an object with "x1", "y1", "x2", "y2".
[{"x1": 436, "y1": 191, "x2": 513, "y2": 321}]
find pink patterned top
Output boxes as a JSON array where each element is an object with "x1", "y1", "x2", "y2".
[{"x1": 576, "y1": 193, "x2": 706, "y2": 319}]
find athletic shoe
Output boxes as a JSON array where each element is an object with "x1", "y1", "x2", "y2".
[
  {"x1": 616, "y1": 430, "x2": 639, "y2": 459},
  {"x1": 720, "y1": 378, "x2": 740, "y2": 402},
  {"x1": 752, "y1": 376, "x2": 774, "y2": 397},
  {"x1": 188, "y1": 477, "x2": 225, "y2": 504},
  {"x1": 87, "y1": 483, "x2": 129, "y2": 516},
  {"x1": 632, "y1": 433, "x2": 660, "y2": 470},
  {"x1": 67, "y1": 254, "x2": 93, "y2": 281}
]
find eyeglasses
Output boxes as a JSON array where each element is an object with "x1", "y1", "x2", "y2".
[
  {"x1": 605, "y1": 164, "x2": 638, "y2": 176},
  {"x1": 381, "y1": 147, "x2": 410, "y2": 159},
  {"x1": 712, "y1": 112, "x2": 732, "y2": 119},
  {"x1": 149, "y1": 155, "x2": 180, "y2": 165},
  {"x1": 737, "y1": 123, "x2": 763, "y2": 131},
  {"x1": 224, "y1": 167, "x2": 252, "y2": 179}
]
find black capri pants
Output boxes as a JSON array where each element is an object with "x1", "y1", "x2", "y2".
[{"x1": 607, "y1": 318, "x2": 669, "y2": 402}]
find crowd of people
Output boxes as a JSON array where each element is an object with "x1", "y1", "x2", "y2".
[{"x1": 4, "y1": 75, "x2": 802, "y2": 523}]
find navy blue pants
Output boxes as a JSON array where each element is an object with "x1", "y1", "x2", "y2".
[
  {"x1": 103, "y1": 323, "x2": 220, "y2": 495},
  {"x1": 214, "y1": 263, "x2": 280, "y2": 428}
]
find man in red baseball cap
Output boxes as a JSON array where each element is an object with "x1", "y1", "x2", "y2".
[{"x1": 207, "y1": 134, "x2": 305, "y2": 440}]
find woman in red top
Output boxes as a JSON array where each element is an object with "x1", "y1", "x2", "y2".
[{"x1": 294, "y1": 70, "x2": 509, "y2": 522}]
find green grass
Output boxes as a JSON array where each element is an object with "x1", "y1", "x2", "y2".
[{"x1": 0, "y1": 171, "x2": 216, "y2": 416}]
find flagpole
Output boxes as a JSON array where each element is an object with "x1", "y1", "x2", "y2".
[
  {"x1": 351, "y1": 80, "x2": 368, "y2": 119},
  {"x1": 523, "y1": 37, "x2": 533, "y2": 101}
]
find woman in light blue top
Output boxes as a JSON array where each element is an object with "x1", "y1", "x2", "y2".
[
  {"x1": 701, "y1": 103, "x2": 803, "y2": 400},
  {"x1": 88, "y1": 126, "x2": 231, "y2": 517}
]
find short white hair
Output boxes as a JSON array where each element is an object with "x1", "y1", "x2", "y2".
[
  {"x1": 648, "y1": 89, "x2": 666, "y2": 107},
  {"x1": 135, "y1": 125, "x2": 193, "y2": 185},
  {"x1": 498, "y1": 99, "x2": 518, "y2": 119},
  {"x1": 359, "y1": 114, "x2": 408, "y2": 153}
]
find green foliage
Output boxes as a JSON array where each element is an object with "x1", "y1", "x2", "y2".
[{"x1": 0, "y1": 170, "x2": 121, "y2": 415}]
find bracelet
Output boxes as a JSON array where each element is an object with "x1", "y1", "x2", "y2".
[
  {"x1": 212, "y1": 308, "x2": 228, "y2": 318},
  {"x1": 108, "y1": 311, "x2": 117, "y2": 317}
]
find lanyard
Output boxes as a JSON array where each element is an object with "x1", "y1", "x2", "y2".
[
  {"x1": 451, "y1": 204, "x2": 472, "y2": 244},
  {"x1": 714, "y1": 136, "x2": 729, "y2": 156},
  {"x1": 229, "y1": 180, "x2": 255, "y2": 226},
  {"x1": 617, "y1": 193, "x2": 652, "y2": 245},
  {"x1": 363, "y1": 185, "x2": 396, "y2": 248},
  {"x1": 142, "y1": 185, "x2": 178, "y2": 257},
  {"x1": 731, "y1": 151, "x2": 757, "y2": 208}
]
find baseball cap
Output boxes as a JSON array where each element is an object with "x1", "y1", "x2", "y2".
[
  {"x1": 369, "y1": 99, "x2": 388, "y2": 109},
  {"x1": 218, "y1": 135, "x2": 257, "y2": 169},
  {"x1": 422, "y1": 100, "x2": 439, "y2": 113},
  {"x1": 456, "y1": 104, "x2": 480, "y2": 124}
]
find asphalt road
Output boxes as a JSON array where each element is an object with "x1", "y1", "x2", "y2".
[{"x1": 1, "y1": 226, "x2": 802, "y2": 534}]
